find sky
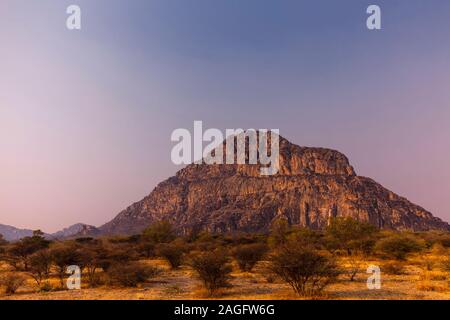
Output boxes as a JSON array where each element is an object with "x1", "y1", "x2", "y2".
[{"x1": 1, "y1": 0, "x2": 450, "y2": 232}]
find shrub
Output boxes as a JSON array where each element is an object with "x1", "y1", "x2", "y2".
[
  {"x1": 268, "y1": 219, "x2": 290, "y2": 247},
  {"x1": 232, "y1": 243, "x2": 268, "y2": 272},
  {"x1": 137, "y1": 241, "x2": 156, "y2": 259},
  {"x1": 6, "y1": 231, "x2": 51, "y2": 271},
  {"x1": 77, "y1": 244, "x2": 109, "y2": 287},
  {"x1": 106, "y1": 262, "x2": 161, "y2": 287},
  {"x1": 442, "y1": 257, "x2": 450, "y2": 273},
  {"x1": 382, "y1": 262, "x2": 405, "y2": 275},
  {"x1": 27, "y1": 249, "x2": 52, "y2": 285},
  {"x1": 142, "y1": 220, "x2": 176, "y2": 244},
  {"x1": 416, "y1": 280, "x2": 448, "y2": 292},
  {"x1": 268, "y1": 244, "x2": 340, "y2": 296},
  {"x1": 189, "y1": 250, "x2": 232, "y2": 296},
  {"x1": 423, "y1": 259, "x2": 435, "y2": 271},
  {"x1": 0, "y1": 272, "x2": 27, "y2": 294},
  {"x1": 420, "y1": 271, "x2": 447, "y2": 281},
  {"x1": 326, "y1": 217, "x2": 378, "y2": 255},
  {"x1": 375, "y1": 234, "x2": 424, "y2": 260},
  {"x1": 91, "y1": 243, "x2": 136, "y2": 272},
  {"x1": 344, "y1": 255, "x2": 362, "y2": 281},
  {"x1": 39, "y1": 282, "x2": 53, "y2": 292},
  {"x1": 157, "y1": 241, "x2": 186, "y2": 269},
  {"x1": 288, "y1": 228, "x2": 323, "y2": 249},
  {"x1": 50, "y1": 244, "x2": 82, "y2": 288}
]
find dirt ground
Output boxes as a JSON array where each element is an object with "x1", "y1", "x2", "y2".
[{"x1": 1, "y1": 255, "x2": 449, "y2": 300}]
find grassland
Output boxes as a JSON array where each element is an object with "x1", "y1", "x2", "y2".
[{"x1": 1, "y1": 252, "x2": 449, "y2": 300}]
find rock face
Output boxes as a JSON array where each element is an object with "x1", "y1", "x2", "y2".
[
  {"x1": 49, "y1": 223, "x2": 99, "y2": 240},
  {"x1": 99, "y1": 134, "x2": 450, "y2": 236}
]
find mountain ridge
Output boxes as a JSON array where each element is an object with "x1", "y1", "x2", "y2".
[
  {"x1": 97, "y1": 133, "x2": 450, "y2": 235},
  {"x1": 0, "y1": 223, "x2": 96, "y2": 242}
]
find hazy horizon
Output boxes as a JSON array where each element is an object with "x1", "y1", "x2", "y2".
[{"x1": 1, "y1": 0, "x2": 450, "y2": 233}]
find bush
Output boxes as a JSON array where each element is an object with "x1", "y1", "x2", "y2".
[
  {"x1": 142, "y1": 220, "x2": 176, "y2": 244},
  {"x1": 0, "y1": 272, "x2": 27, "y2": 294},
  {"x1": 325, "y1": 217, "x2": 378, "y2": 255},
  {"x1": 268, "y1": 219, "x2": 290, "y2": 247},
  {"x1": 157, "y1": 241, "x2": 186, "y2": 269},
  {"x1": 6, "y1": 231, "x2": 51, "y2": 271},
  {"x1": 375, "y1": 234, "x2": 424, "y2": 260},
  {"x1": 232, "y1": 243, "x2": 268, "y2": 272},
  {"x1": 27, "y1": 249, "x2": 52, "y2": 285},
  {"x1": 189, "y1": 250, "x2": 232, "y2": 296},
  {"x1": 50, "y1": 244, "x2": 82, "y2": 288},
  {"x1": 442, "y1": 257, "x2": 450, "y2": 273},
  {"x1": 343, "y1": 255, "x2": 362, "y2": 281},
  {"x1": 268, "y1": 244, "x2": 340, "y2": 297},
  {"x1": 382, "y1": 262, "x2": 405, "y2": 275},
  {"x1": 106, "y1": 262, "x2": 161, "y2": 287},
  {"x1": 39, "y1": 282, "x2": 53, "y2": 292}
]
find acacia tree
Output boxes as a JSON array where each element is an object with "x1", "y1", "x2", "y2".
[
  {"x1": 268, "y1": 219, "x2": 291, "y2": 247},
  {"x1": 268, "y1": 243, "x2": 340, "y2": 296},
  {"x1": 189, "y1": 250, "x2": 232, "y2": 296},
  {"x1": 27, "y1": 249, "x2": 52, "y2": 286},
  {"x1": 142, "y1": 220, "x2": 176, "y2": 244},
  {"x1": 325, "y1": 217, "x2": 378, "y2": 255},
  {"x1": 232, "y1": 243, "x2": 268, "y2": 272},
  {"x1": 6, "y1": 231, "x2": 50, "y2": 271},
  {"x1": 50, "y1": 244, "x2": 82, "y2": 288}
]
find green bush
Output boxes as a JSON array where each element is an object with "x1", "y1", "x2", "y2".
[
  {"x1": 325, "y1": 217, "x2": 378, "y2": 255},
  {"x1": 142, "y1": 220, "x2": 176, "y2": 244},
  {"x1": 375, "y1": 234, "x2": 424, "y2": 260},
  {"x1": 268, "y1": 244, "x2": 340, "y2": 296}
]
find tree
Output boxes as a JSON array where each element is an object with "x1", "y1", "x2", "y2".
[
  {"x1": 268, "y1": 219, "x2": 290, "y2": 247},
  {"x1": 76, "y1": 243, "x2": 109, "y2": 287},
  {"x1": 232, "y1": 243, "x2": 268, "y2": 272},
  {"x1": 6, "y1": 232, "x2": 50, "y2": 270},
  {"x1": 268, "y1": 243, "x2": 340, "y2": 296},
  {"x1": 142, "y1": 220, "x2": 176, "y2": 244},
  {"x1": 0, "y1": 273, "x2": 27, "y2": 294},
  {"x1": 325, "y1": 217, "x2": 378, "y2": 255},
  {"x1": 106, "y1": 262, "x2": 161, "y2": 287},
  {"x1": 375, "y1": 234, "x2": 424, "y2": 260},
  {"x1": 189, "y1": 250, "x2": 232, "y2": 296},
  {"x1": 157, "y1": 241, "x2": 186, "y2": 269},
  {"x1": 50, "y1": 244, "x2": 82, "y2": 288},
  {"x1": 27, "y1": 249, "x2": 52, "y2": 285}
]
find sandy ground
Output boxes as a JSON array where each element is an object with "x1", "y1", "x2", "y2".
[{"x1": 1, "y1": 257, "x2": 449, "y2": 300}]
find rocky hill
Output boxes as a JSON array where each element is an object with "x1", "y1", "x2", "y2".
[
  {"x1": 98, "y1": 133, "x2": 449, "y2": 236},
  {"x1": 0, "y1": 223, "x2": 97, "y2": 242}
]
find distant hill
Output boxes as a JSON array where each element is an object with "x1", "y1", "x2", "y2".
[
  {"x1": 48, "y1": 223, "x2": 99, "y2": 240},
  {"x1": 98, "y1": 132, "x2": 450, "y2": 236},
  {"x1": 0, "y1": 223, "x2": 97, "y2": 242},
  {"x1": 0, "y1": 224, "x2": 35, "y2": 242}
]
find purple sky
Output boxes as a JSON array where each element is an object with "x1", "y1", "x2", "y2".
[{"x1": 1, "y1": 0, "x2": 450, "y2": 232}]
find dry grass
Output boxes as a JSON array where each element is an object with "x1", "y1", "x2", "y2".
[{"x1": 1, "y1": 251, "x2": 449, "y2": 300}]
